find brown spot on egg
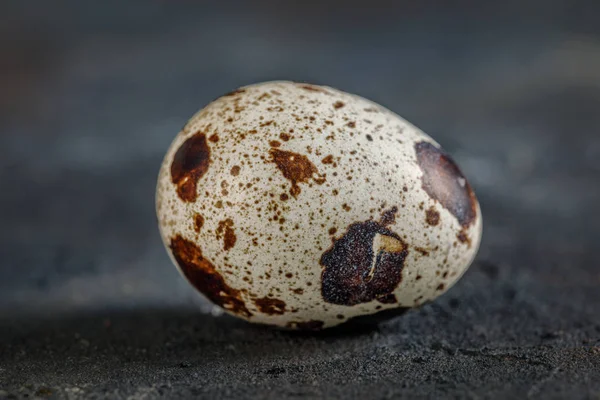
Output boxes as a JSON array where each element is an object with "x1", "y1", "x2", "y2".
[
  {"x1": 223, "y1": 88, "x2": 246, "y2": 97},
  {"x1": 170, "y1": 235, "x2": 251, "y2": 317},
  {"x1": 328, "y1": 227, "x2": 337, "y2": 235},
  {"x1": 321, "y1": 155, "x2": 334, "y2": 164},
  {"x1": 425, "y1": 206, "x2": 440, "y2": 226},
  {"x1": 457, "y1": 229, "x2": 472, "y2": 247},
  {"x1": 414, "y1": 247, "x2": 429, "y2": 256},
  {"x1": 333, "y1": 101, "x2": 345, "y2": 109},
  {"x1": 254, "y1": 297, "x2": 287, "y2": 315},
  {"x1": 288, "y1": 320, "x2": 325, "y2": 330},
  {"x1": 208, "y1": 133, "x2": 219, "y2": 143},
  {"x1": 170, "y1": 131, "x2": 211, "y2": 202},
  {"x1": 297, "y1": 84, "x2": 328, "y2": 94},
  {"x1": 230, "y1": 165, "x2": 241, "y2": 176},
  {"x1": 269, "y1": 148, "x2": 325, "y2": 198},
  {"x1": 415, "y1": 141, "x2": 477, "y2": 227},
  {"x1": 347, "y1": 121, "x2": 356, "y2": 128},
  {"x1": 216, "y1": 219, "x2": 237, "y2": 251},
  {"x1": 257, "y1": 92, "x2": 271, "y2": 101},
  {"x1": 320, "y1": 208, "x2": 409, "y2": 306},
  {"x1": 269, "y1": 140, "x2": 281, "y2": 147},
  {"x1": 279, "y1": 132, "x2": 291, "y2": 141},
  {"x1": 379, "y1": 206, "x2": 398, "y2": 226},
  {"x1": 436, "y1": 283, "x2": 445, "y2": 291},
  {"x1": 193, "y1": 214, "x2": 204, "y2": 233}
]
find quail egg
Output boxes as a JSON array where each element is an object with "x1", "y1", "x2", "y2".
[{"x1": 156, "y1": 81, "x2": 482, "y2": 330}]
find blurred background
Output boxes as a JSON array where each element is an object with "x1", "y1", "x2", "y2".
[{"x1": 1, "y1": 1, "x2": 599, "y2": 398}]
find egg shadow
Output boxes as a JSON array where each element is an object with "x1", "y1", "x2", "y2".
[
  {"x1": 0, "y1": 304, "x2": 399, "y2": 369},
  {"x1": 276, "y1": 307, "x2": 412, "y2": 338}
]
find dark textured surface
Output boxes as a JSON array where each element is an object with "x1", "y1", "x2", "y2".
[{"x1": 2, "y1": 1, "x2": 600, "y2": 398}]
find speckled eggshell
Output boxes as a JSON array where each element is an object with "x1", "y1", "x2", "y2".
[{"x1": 156, "y1": 81, "x2": 482, "y2": 330}]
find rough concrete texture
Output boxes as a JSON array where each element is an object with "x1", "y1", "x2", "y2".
[{"x1": 1, "y1": 1, "x2": 600, "y2": 399}]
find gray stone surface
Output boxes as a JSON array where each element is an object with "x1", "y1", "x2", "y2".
[{"x1": 1, "y1": 1, "x2": 600, "y2": 398}]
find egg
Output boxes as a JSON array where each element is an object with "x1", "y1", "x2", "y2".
[{"x1": 156, "y1": 81, "x2": 482, "y2": 330}]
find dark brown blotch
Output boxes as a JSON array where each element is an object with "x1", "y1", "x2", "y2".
[
  {"x1": 425, "y1": 206, "x2": 440, "y2": 226},
  {"x1": 216, "y1": 218, "x2": 237, "y2": 251},
  {"x1": 380, "y1": 206, "x2": 398, "y2": 226},
  {"x1": 415, "y1": 141, "x2": 477, "y2": 227},
  {"x1": 269, "y1": 148, "x2": 325, "y2": 198},
  {"x1": 457, "y1": 229, "x2": 472, "y2": 247},
  {"x1": 230, "y1": 165, "x2": 241, "y2": 176},
  {"x1": 333, "y1": 101, "x2": 345, "y2": 109},
  {"x1": 170, "y1": 235, "x2": 251, "y2": 317},
  {"x1": 170, "y1": 132, "x2": 211, "y2": 202},
  {"x1": 377, "y1": 293, "x2": 398, "y2": 304},
  {"x1": 254, "y1": 297, "x2": 286, "y2": 315},
  {"x1": 320, "y1": 208, "x2": 409, "y2": 306},
  {"x1": 208, "y1": 134, "x2": 219, "y2": 143}
]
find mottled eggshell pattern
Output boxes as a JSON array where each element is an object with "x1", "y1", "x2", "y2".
[{"x1": 156, "y1": 81, "x2": 482, "y2": 330}]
